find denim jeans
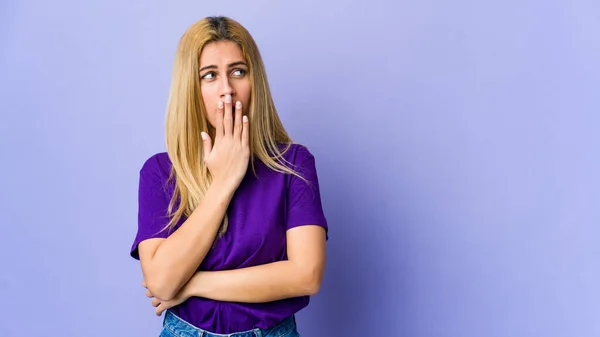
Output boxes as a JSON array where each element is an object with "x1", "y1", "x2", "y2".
[{"x1": 160, "y1": 310, "x2": 301, "y2": 337}]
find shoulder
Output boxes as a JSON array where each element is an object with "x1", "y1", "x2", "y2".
[
  {"x1": 279, "y1": 143, "x2": 315, "y2": 167},
  {"x1": 139, "y1": 152, "x2": 172, "y2": 181}
]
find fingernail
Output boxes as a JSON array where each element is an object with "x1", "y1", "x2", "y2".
[
  {"x1": 218, "y1": 101, "x2": 223, "y2": 109},
  {"x1": 225, "y1": 95, "x2": 231, "y2": 103},
  {"x1": 236, "y1": 101, "x2": 241, "y2": 109},
  {"x1": 201, "y1": 132, "x2": 207, "y2": 140},
  {"x1": 243, "y1": 115, "x2": 248, "y2": 123}
]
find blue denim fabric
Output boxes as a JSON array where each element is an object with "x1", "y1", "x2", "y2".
[{"x1": 160, "y1": 310, "x2": 301, "y2": 337}]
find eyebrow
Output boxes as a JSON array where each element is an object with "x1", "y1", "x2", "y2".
[{"x1": 199, "y1": 61, "x2": 248, "y2": 73}]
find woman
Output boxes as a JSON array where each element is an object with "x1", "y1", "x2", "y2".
[{"x1": 129, "y1": 16, "x2": 328, "y2": 337}]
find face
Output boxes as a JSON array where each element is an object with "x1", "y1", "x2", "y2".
[{"x1": 199, "y1": 40, "x2": 251, "y2": 129}]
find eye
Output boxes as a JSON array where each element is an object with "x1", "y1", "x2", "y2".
[
  {"x1": 201, "y1": 72, "x2": 215, "y2": 80},
  {"x1": 232, "y1": 69, "x2": 246, "y2": 77}
]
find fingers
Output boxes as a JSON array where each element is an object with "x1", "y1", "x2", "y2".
[
  {"x1": 234, "y1": 101, "x2": 242, "y2": 139},
  {"x1": 143, "y1": 281, "x2": 166, "y2": 316},
  {"x1": 156, "y1": 304, "x2": 165, "y2": 316},
  {"x1": 223, "y1": 94, "x2": 233, "y2": 136},
  {"x1": 241, "y1": 115, "x2": 249, "y2": 148},
  {"x1": 152, "y1": 297, "x2": 160, "y2": 307},
  {"x1": 153, "y1": 298, "x2": 164, "y2": 316},
  {"x1": 201, "y1": 131, "x2": 212, "y2": 162},
  {"x1": 215, "y1": 101, "x2": 224, "y2": 140}
]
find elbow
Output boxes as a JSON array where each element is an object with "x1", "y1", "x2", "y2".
[
  {"x1": 301, "y1": 266, "x2": 324, "y2": 296},
  {"x1": 145, "y1": 277, "x2": 178, "y2": 301},
  {"x1": 142, "y1": 261, "x2": 188, "y2": 301},
  {"x1": 305, "y1": 280, "x2": 321, "y2": 296}
]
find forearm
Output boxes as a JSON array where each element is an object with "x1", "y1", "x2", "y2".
[
  {"x1": 184, "y1": 261, "x2": 322, "y2": 303},
  {"x1": 144, "y1": 180, "x2": 236, "y2": 300}
]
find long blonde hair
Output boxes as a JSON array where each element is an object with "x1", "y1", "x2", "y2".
[{"x1": 163, "y1": 16, "x2": 303, "y2": 236}]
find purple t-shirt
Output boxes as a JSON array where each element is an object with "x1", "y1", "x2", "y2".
[{"x1": 130, "y1": 143, "x2": 328, "y2": 334}]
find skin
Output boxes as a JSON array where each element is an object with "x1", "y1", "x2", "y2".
[
  {"x1": 200, "y1": 40, "x2": 252, "y2": 186},
  {"x1": 199, "y1": 40, "x2": 251, "y2": 131},
  {"x1": 144, "y1": 225, "x2": 326, "y2": 316},
  {"x1": 136, "y1": 41, "x2": 251, "y2": 304},
  {"x1": 140, "y1": 40, "x2": 327, "y2": 317}
]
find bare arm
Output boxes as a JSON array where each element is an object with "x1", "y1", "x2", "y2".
[
  {"x1": 139, "y1": 96, "x2": 249, "y2": 301},
  {"x1": 138, "y1": 180, "x2": 236, "y2": 301},
  {"x1": 181, "y1": 225, "x2": 326, "y2": 303}
]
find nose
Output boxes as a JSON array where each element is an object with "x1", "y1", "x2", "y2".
[{"x1": 219, "y1": 77, "x2": 235, "y2": 100}]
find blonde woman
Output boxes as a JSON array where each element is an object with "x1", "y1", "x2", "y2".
[{"x1": 130, "y1": 16, "x2": 328, "y2": 337}]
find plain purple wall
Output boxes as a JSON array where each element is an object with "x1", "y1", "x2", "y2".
[{"x1": 1, "y1": 1, "x2": 599, "y2": 336}]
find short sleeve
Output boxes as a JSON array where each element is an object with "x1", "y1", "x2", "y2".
[
  {"x1": 286, "y1": 148, "x2": 328, "y2": 239},
  {"x1": 130, "y1": 159, "x2": 175, "y2": 260}
]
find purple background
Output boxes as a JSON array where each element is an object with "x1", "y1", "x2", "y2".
[{"x1": 1, "y1": 1, "x2": 599, "y2": 336}]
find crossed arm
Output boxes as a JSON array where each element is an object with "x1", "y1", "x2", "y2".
[
  {"x1": 183, "y1": 225, "x2": 326, "y2": 301},
  {"x1": 138, "y1": 161, "x2": 326, "y2": 315},
  {"x1": 140, "y1": 224, "x2": 326, "y2": 315}
]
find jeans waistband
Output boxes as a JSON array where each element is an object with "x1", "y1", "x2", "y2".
[{"x1": 162, "y1": 310, "x2": 296, "y2": 337}]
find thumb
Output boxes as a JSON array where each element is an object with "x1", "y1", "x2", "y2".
[{"x1": 201, "y1": 131, "x2": 212, "y2": 162}]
